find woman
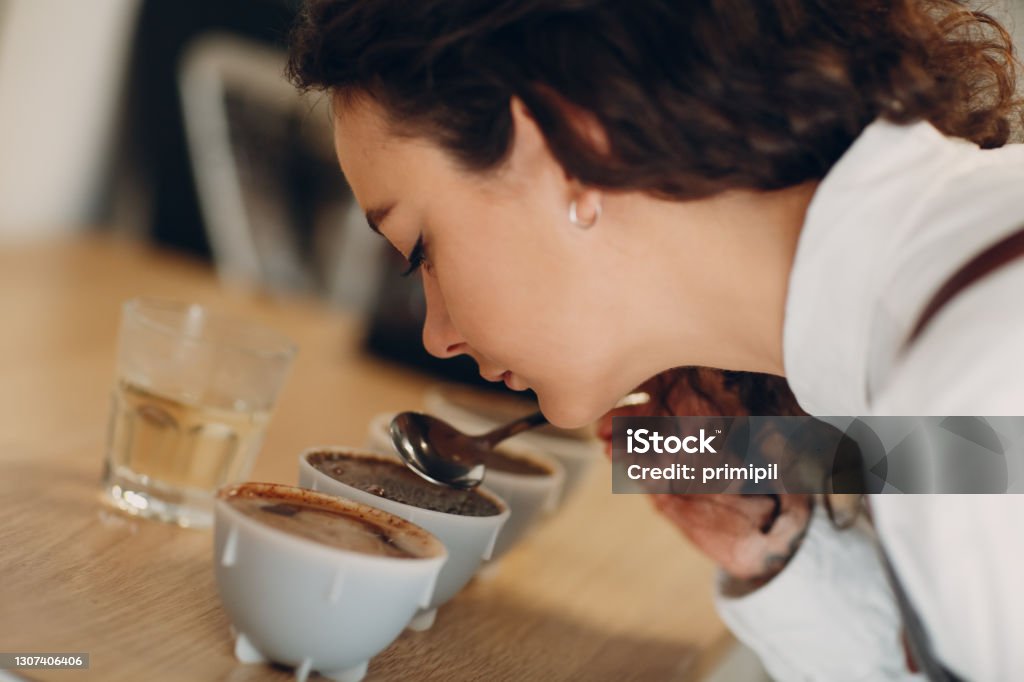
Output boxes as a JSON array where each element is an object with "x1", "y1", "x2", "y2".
[{"x1": 286, "y1": 1, "x2": 1024, "y2": 679}]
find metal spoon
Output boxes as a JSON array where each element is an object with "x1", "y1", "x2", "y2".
[
  {"x1": 389, "y1": 391, "x2": 652, "y2": 489},
  {"x1": 389, "y1": 410, "x2": 548, "y2": 489}
]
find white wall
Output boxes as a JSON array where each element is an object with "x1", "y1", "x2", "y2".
[
  {"x1": 0, "y1": 0, "x2": 139, "y2": 238},
  {"x1": 1009, "y1": 0, "x2": 1024, "y2": 51}
]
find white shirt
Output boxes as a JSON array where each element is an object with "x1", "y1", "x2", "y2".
[{"x1": 716, "y1": 120, "x2": 1024, "y2": 681}]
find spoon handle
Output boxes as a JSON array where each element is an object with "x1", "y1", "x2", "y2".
[{"x1": 479, "y1": 410, "x2": 548, "y2": 448}]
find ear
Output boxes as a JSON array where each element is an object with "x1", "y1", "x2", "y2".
[
  {"x1": 508, "y1": 96, "x2": 581, "y2": 205},
  {"x1": 508, "y1": 96, "x2": 553, "y2": 169},
  {"x1": 509, "y1": 95, "x2": 605, "y2": 227},
  {"x1": 509, "y1": 93, "x2": 611, "y2": 174}
]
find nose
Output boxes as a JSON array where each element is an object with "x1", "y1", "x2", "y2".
[{"x1": 420, "y1": 271, "x2": 467, "y2": 359}]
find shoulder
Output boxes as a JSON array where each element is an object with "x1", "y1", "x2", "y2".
[{"x1": 872, "y1": 259, "x2": 1024, "y2": 416}]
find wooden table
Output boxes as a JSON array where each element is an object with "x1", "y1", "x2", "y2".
[{"x1": 0, "y1": 237, "x2": 731, "y2": 681}]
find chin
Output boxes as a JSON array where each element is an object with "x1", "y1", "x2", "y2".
[{"x1": 534, "y1": 388, "x2": 607, "y2": 430}]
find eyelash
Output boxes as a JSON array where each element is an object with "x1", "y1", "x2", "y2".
[{"x1": 400, "y1": 237, "x2": 426, "y2": 277}]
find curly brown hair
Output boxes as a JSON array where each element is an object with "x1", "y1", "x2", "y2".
[
  {"x1": 287, "y1": 0, "x2": 1022, "y2": 201},
  {"x1": 287, "y1": 0, "x2": 1021, "y2": 420}
]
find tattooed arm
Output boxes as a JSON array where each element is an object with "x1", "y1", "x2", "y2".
[
  {"x1": 600, "y1": 367, "x2": 815, "y2": 587},
  {"x1": 649, "y1": 493, "x2": 814, "y2": 591},
  {"x1": 600, "y1": 369, "x2": 916, "y2": 680}
]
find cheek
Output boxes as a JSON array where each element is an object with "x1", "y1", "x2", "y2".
[
  {"x1": 431, "y1": 195, "x2": 617, "y2": 389},
  {"x1": 439, "y1": 248, "x2": 624, "y2": 427},
  {"x1": 439, "y1": 255, "x2": 554, "y2": 358},
  {"x1": 433, "y1": 211, "x2": 569, "y2": 349}
]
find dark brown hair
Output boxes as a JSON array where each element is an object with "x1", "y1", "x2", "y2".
[
  {"x1": 287, "y1": 1, "x2": 1020, "y2": 424},
  {"x1": 287, "y1": 0, "x2": 1022, "y2": 200}
]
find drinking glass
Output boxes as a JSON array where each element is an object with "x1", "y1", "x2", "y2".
[{"x1": 101, "y1": 298, "x2": 296, "y2": 527}]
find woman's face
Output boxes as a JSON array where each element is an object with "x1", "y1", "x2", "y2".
[{"x1": 332, "y1": 95, "x2": 645, "y2": 428}]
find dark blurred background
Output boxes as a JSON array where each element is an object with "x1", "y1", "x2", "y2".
[
  {"x1": 0, "y1": 0, "x2": 1021, "y2": 387},
  {"x1": 0, "y1": 0, "x2": 513, "y2": 389}
]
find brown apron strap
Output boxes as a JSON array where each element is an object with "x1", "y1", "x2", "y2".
[
  {"x1": 874, "y1": 532, "x2": 966, "y2": 682},
  {"x1": 906, "y1": 225, "x2": 1024, "y2": 347}
]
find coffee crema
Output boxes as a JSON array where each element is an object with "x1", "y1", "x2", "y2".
[
  {"x1": 307, "y1": 452, "x2": 502, "y2": 517},
  {"x1": 223, "y1": 485, "x2": 436, "y2": 559}
]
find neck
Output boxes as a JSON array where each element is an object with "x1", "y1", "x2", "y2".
[{"x1": 617, "y1": 181, "x2": 817, "y2": 379}]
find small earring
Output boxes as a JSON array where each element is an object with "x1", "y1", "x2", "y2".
[{"x1": 569, "y1": 199, "x2": 601, "y2": 228}]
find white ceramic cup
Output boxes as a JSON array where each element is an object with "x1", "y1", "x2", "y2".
[
  {"x1": 473, "y1": 441, "x2": 564, "y2": 562},
  {"x1": 298, "y1": 447, "x2": 509, "y2": 631},
  {"x1": 213, "y1": 482, "x2": 447, "y2": 682},
  {"x1": 363, "y1": 412, "x2": 564, "y2": 562},
  {"x1": 423, "y1": 389, "x2": 600, "y2": 505}
]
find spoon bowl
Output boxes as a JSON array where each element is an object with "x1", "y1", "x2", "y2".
[{"x1": 389, "y1": 410, "x2": 548, "y2": 489}]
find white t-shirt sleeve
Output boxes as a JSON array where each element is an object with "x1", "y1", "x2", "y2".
[{"x1": 714, "y1": 505, "x2": 923, "y2": 681}]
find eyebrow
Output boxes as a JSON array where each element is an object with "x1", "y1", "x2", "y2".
[{"x1": 365, "y1": 205, "x2": 395, "y2": 234}]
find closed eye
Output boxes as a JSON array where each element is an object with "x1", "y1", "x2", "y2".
[{"x1": 400, "y1": 236, "x2": 426, "y2": 277}]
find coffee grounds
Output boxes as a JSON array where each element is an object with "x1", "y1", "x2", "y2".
[{"x1": 308, "y1": 452, "x2": 501, "y2": 517}]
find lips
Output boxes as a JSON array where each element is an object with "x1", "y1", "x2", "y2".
[
  {"x1": 480, "y1": 369, "x2": 523, "y2": 390},
  {"x1": 503, "y1": 371, "x2": 529, "y2": 391}
]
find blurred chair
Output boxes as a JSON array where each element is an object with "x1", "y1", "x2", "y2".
[
  {"x1": 175, "y1": 31, "x2": 494, "y2": 388},
  {"x1": 178, "y1": 33, "x2": 384, "y2": 313}
]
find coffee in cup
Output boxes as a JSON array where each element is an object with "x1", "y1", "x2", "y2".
[
  {"x1": 360, "y1": 414, "x2": 564, "y2": 566},
  {"x1": 299, "y1": 447, "x2": 509, "y2": 631},
  {"x1": 221, "y1": 484, "x2": 436, "y2": 559},
  {"x1": 213, "y1": 482, "x2": 447, "y2": 682},
  {"x1": 306, "y1": 450, "x2": 502, "y2": 516}
]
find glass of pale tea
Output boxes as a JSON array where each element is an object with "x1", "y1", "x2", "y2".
[{"x1": 101, "y1": 298, "x2": 296, "y2": 527}]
